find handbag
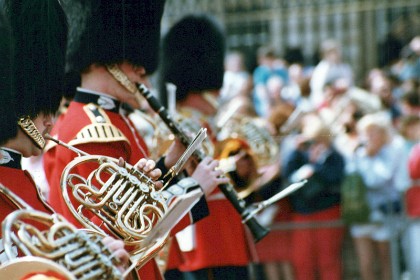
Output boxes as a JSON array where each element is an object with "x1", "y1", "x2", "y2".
[{"x1": 340, "y1": 171, "x2": 370, "y2": 224}]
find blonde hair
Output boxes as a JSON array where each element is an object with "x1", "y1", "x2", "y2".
[
  {"x1": 356, "y1": 112, "x2": 393, "y2": 140},
  {"x1": 301, "y1": 114, "x2": 332, "y2": 143}
]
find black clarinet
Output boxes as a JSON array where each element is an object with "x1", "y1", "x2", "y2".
[{"x1": 137, "y1": 84, "x2": 269, "y2": 242}]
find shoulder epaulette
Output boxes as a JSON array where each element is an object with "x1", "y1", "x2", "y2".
[{"x1": 68, "y1": 103, "x2": 129, "y2": 146}]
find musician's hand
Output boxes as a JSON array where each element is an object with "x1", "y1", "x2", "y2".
[
  {"x1": 101, "y1": 236, "x2": 130, "y2": 273},
  {"x1": 163, "y1": 139, "x2": 186, "y2": 169},
  {"x1": 191, "y1": 157, "x2": 230, "y2": 197},
  {"x1": 118, "y1": 157, "x2": 163, "y2": 189}
]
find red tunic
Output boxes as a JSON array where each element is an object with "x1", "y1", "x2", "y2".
[{"x1": 0, "y1": 167, "x2": 54, "y2": 224}]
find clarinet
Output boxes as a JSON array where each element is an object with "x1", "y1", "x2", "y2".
[{"x1": 137, "y1": 84, "x2": 269, "y2": 242}]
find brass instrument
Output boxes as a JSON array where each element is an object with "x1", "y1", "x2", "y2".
[
  {"x1": 216, "y1": 116, "x2": 279, "y2": 168},
  {"x1": 45, "y1": 135, "x2": 169, "y2": 268},
  {"x1": 1, "y1": 209, "x2": 124, "y2": 280},
  {"x1": 0, "y1": 183, "x2": 131, "y2": 280},
  {"x1": 216, "y1": 119, "x2": 280, "y2": 198},
  {"x1": 213, "y1": 99, "x2": 280, "y2": 198}
]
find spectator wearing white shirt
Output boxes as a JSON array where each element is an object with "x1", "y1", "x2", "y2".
[
  {"x1": 349, "y1": 112, "x2": 409, "y2": 280},
  {"x1": 309, "y1": 39, "x2": 353, "y2": 108}
]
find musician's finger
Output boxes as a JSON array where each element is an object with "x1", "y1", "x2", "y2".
[
  {"x1": 207, "y1": 159, "x2": 219, "y2": 169},
  {"x1": 201, "y1": 156, "x2": 212, "y2": 165},
  {"x1": 143, "y1": 159, "x2": 156, "y2": 173},
  {"x1": 102, "y1": 237, "x2": 129, "y2": 265},
  {"x1": 149, "y1": 168, "x2": 162, "y2": 180},
  {"x1": 134, "y1": 158, "x2": 148, "y2": 170},
  {"x1": 154, "y1": 180, "x2": 163, "y2": 190},
  {"x1": 118, "y1": 157, "x2": 126, "y2": 167}
]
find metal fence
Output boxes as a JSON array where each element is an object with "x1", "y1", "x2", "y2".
[{"x1": 162, "y1": 0, "x2": 420, "y2": 84}]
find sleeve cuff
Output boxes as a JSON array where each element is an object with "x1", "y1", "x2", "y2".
[
  {"x1": 190, "y1": 196, "x2": 209, "y2": 223},
  {"x1": 161, "y1": 177, "x2": 209, "y2": 223}
]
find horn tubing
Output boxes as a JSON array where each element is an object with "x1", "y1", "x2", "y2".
[
  {"x1": 43, "y1": 134, "x2": 168, "y2": 267},
  {"x1": 45, "y1": 134, "x2": 89, "y2": 157},
  {"x1": 137, "y1": 84, "x2": 269, "y2": 242}
]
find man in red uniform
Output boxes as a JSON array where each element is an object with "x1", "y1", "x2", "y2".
[
  {"x1": 0, "y1": 0, "x2": 131, "y2": 272},
  {"x1": 158, "y1": 14, "x2": 255, "y2": 280},
  {"x1": 0, "y1": 0, "x2": 67, "y2": 223},
  {"x1": 43, "y1": 1, "x2": 228, "y2": 279}
]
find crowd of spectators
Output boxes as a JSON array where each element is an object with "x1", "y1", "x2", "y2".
[{"x1": 220, "y1": 34, "x2": 420, "y2": 280}]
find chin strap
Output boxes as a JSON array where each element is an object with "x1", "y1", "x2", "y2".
[
  {"x1": 106, "y1": 64, "x2": 138, "y2": 94},
  {"x1": 106, "y1": 64, "x2": 145, "y2": 109},
  {"x1": 17, "y1": 116, "x2": 45, "y2": 149}
]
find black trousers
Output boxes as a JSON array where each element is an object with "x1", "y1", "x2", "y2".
[{"x1": 164, "y1": 266, "x2": 250, "y2": 280}]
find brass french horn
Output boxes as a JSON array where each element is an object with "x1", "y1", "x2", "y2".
[
  {"x1": 214, "y1": 115, "x2": 280, "y2": 198},
  {"x1": 216, "y1": 115, "x2": 280, "y2": 168},
  {"x1": 211, "y1": 93, "x2": 280, "y2": 198},
  {"x1": 0, "y1": 184, "x2": 129, "y2": 280},
  {"x1": 45, "y1": 135, "x2": 169, "y2": 269},
  {"x1": 1, "y1": 209, "x2": 124, "y2": 280}
]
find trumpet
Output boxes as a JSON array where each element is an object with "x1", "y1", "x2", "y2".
[
  {"x1": 137, "y1": 84, "x2": 270, "y2": 242},
  {"x1": 0, "y1": 184, "x2": 129, "y2": 280},
  {"x1": 45, "y1": 135, "x2": 169, "y2": 268}
]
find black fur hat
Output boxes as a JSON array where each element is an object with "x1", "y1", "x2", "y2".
[
  {"x1": 6, "y1": 0, "x2": 67, "y2": 119},
  {"x1": 159, "y1": 14, "x2": 226, "y2": 104},
  {"x1": 0, "y1": 7, "x2": 15, "y2": 144},
  {"x1": 63, "y1": 0, "x2": 165, "y2": 78}
]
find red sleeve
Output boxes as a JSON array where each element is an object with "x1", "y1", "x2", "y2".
[{"x1": 409, "y1": 144, "x2": 420, "y2": 180}]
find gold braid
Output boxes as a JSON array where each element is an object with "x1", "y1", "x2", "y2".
[
  {"x1": 106, "y1": 64, "x2": 139, "y2": 94},
  {"x1": 106, "y1": 64, "x2": 147, "y2": 109},
  {"x1": 17, "y1": 116, "x2": 45, "y2": 149}
]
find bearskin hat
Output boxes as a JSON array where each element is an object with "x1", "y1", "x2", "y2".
[
  {"x1": 63, "y1": 0, "x2": 165, "y2": 78},
  {"x1": 0, "y1": 7, "x2": 15, "y2": 144},
  {"x1": 5, "y1": 0, "x2": 68, "y2": 119},
  {"x1": 159, "y1": 14, "x2": 226, "y2": 104}
]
